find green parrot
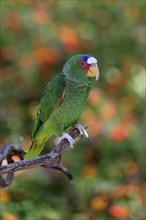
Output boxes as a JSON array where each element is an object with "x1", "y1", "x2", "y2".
[{"x1": 25, "y1": 54, "x2": 99, "y2": 159}]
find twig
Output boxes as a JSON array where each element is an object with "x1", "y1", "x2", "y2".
[{"x1": 0, "y1": 127, "x2": 82, "y2": 181}]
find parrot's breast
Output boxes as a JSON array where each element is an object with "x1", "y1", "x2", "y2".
[{"x1": 50, "y1": 82, "x2": 92, "y2": 131}]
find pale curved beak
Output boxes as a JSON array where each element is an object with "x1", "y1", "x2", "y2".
[{"x1": 87, "y1": 63, "x2": 99, "y2": 81}]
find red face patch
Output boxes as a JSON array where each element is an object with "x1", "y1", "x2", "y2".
[{"x1": 78, "y1": 60, "x2": 91, "y2": 71}]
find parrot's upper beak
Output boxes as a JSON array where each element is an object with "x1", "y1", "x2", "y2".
[{"x1": 87, "y1": 63, "x2": 99, "y2": 81}]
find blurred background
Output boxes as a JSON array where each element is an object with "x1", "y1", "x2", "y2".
[{"x1": 0, "y1": 1, "x2": 145, "y2": 220}]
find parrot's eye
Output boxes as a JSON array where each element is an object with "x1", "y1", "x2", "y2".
[
  {"x1": 81, "y1": 61, "x2": 86, "y2": 67},
  {"x1": 78, "y1": 60, "x2": 89, "y2": 70}
]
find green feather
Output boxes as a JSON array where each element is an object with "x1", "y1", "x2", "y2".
[
  {"x1": 25, "y1": 73, "x2": 65, "y2": 159},
  {"x1": 31, "y1": 73, "x2": 65, "y2": 139}
]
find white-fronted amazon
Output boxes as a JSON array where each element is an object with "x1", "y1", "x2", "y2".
[{"x1": 25, "y1": 54, "x2": 99, "y2": 159}]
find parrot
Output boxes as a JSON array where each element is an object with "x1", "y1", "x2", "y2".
[{"x1": 25, "y1": 54, "x2": 99, "y2": 159}]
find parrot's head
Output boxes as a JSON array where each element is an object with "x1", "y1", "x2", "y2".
[{"x1": 63, "y1": 54, "x2": 99, "y2": 85}]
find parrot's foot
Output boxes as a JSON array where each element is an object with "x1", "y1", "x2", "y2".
[
  {"x1": 55, "y1": 133, "x2": 75, "y2": 149},
  {"x1": 73, "y1": 124, "x2": 89, "y2": 139}
]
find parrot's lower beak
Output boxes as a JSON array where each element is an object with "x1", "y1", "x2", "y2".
[{"x1": 87, "y1": 64, "x2": 99, "y2": 81}]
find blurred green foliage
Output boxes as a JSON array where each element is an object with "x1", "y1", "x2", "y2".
[{"x1": 0, "y1": 1, "x2": 145, "y2": 220}]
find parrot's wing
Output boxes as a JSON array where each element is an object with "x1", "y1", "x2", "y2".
[{"x1": 32, "y1": 73, "x2": 65, "y2": 138}]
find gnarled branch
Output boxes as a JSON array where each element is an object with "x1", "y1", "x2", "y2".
[{"x1": 0, "y1": 127, "x2": 84, "y2": 187}]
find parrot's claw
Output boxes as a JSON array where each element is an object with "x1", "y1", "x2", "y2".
[
  {"x1": 55, "y1": 133, "x2": 75, "y2": 149},
  {"x1": 73, "y1": 124, "x2": 89, "y2": 139}
]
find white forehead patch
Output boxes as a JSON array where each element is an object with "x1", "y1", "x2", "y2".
[{"x1": 87, "y1": 57, "x2": 97, "y2": 64}]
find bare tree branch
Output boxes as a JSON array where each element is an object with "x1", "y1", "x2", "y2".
[{"x1": 0, "y1": 127, "x2": 82, "y2": 179}]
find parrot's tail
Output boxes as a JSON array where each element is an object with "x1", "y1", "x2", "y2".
[{"x1": 24, "y1": 141, "x2": 45, "y2": 159}]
